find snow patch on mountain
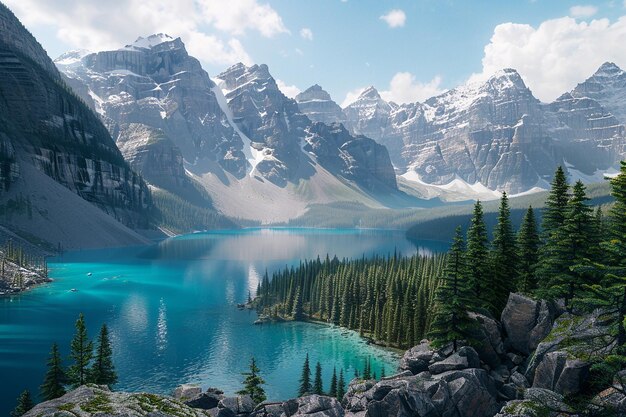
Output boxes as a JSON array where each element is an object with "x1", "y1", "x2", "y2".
[{"x1": 211, "y1": 85, "x2": 264, "y2": 176}]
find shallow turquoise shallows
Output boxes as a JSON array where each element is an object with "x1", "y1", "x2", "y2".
[{"x1": 0, "y1": 228, "x2": 448, "y2": 415}]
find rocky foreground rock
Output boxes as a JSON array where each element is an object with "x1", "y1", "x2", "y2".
[{"x1": 25, "y1": 293, "x2": 626, "y2": 417}]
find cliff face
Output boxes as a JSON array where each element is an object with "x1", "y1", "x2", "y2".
[
  {"x1": 57, "y1": 34, "x2": 248, "y2": 181},
  {"x1": 216, "y1": 63, "x2": 398, "y2": 191},
  {"x1": 342, "y1": 67, "x2": 626, "y2": 194},
  {"x1": 0, "y1": 3, "x2": 151, "y2": 248}
]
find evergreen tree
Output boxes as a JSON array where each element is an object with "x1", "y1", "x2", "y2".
[
  {"x1": 466, "y1": 201, "x2": 492, "y2": 311},
  {"x1": 298, "y1": 353, "x2": 312, "y2": 396},
  {"x1": 292, "y1": 287, "x2": 304, "y2": 320},
  {"x1": 68, "y1": 313, "x2": 93, "y2": 387},
  {"x1": 537, "y1": 166, "x2": 570, "y2": 294},
  {"x1": 380, "y1": 366, "x2": 386, "y2": 379},
  {"x1": 329, "y1": 367, "x2": 338, "y2": 397},
  {"x1": 313, "y1": 361, "x2": 324, "y2": 395},
  {"x1": 237, "y1": 357, "x2": 266, "y2": 404},
  {"x1": 490, "y1": 192, "x2": 518, "y2": 313},
  {"x1": 40, "y1": 343, "x2": 66, "y2": 401},
  {"x1": 10, "y1": 390, "x2": 34, "y2": 417},
  {"x1": 363, "y1": 357, "x2": 371, "y2": 379},
  {"x1": 337, "y1": 369, "x2": 346, "y2": 400},
  {"x1": 90, "y1": 324, "x2": 117, "y2": 386},
  {"x1": 517, "y1": 206, "x2": 541, "y2": 293},
  {"x1": 577, "y1": 161, "x2": 626, "y2": 346},
  {"x1": 542, "y1": 166, "x2": 570, "y2": 233},
  {"x1": 543, "y1": 181, "x2": 593, "y2": 307},
  {"x1": 429, "y1": 227, "x2": 477, "y2": 351}
]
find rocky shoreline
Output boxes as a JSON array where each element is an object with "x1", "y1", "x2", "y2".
[
  {"x1": 23, "y1": 293, "x2": 626, "y2": 417},
  {"x1": 0, "y1": 257, "x2": 50, "y2": 295}
]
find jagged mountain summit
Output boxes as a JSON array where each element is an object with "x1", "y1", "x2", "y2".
[
  {"x1": 57, "y1": 41, "x2": 402, "y2": 223},
  {"x1": 56, "y1": 34, "x2": 249, "y2": 186},
  {"x1": 571, "y1": 62, "x2": 626, "y2": 125},
  {"x1": 295, "y1": 84, "x2": 347, "y2": 125},
  {"x1": 0, "y1": 3, "x2": 151, "y2": 249},
  {"x1": 341, "y1": 67, "x2": 626, "y2": 194}
]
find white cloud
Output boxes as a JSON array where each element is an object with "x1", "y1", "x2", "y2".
[
  {"x1": 380, "y1": 72, "x2": 445, "y2": 104},
  {"x1": 341, "y1": 86, "x2": 367, "y2": 108},
  {"x1": 300, "y1": 27, "x2": 313, "y2": 40},
  {"x1": 295, "y1": 48, "x2": 304, "y2": 56},
  {"x1": 569, "y1": 5, "x2": 599, "y2": 17},
  {"x1": 474, "y1": 16, "x2": 626, "y2": 102},
  {"x1": 276, "y1": 79, "x2": 301, "y2": 98},
  {"x1": 3, "y1": 0, "x2": 287, "y2": 67},
  {"x1": 380, "y1": 9, "x2": 406, "y2": 28}
]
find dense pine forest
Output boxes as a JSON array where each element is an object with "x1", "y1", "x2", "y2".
[
  {"x1": 255, "y1": 252, "x2": 446, "y2": 348},
  {"x1": 256, "y1": 162, "x2": 626, "y2": 355}
]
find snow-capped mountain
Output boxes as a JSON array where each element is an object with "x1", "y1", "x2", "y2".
[
  {"x1": 571, "y1": 62, "x2": 626, "y2": 125},
  {"x1": 295, "y1": 84, "x2": 347, "y2": 125},
  {"x1": 342, "y1": 66, "x2": 626, "y2": 194},
  {"x1": 343, "y1": 86, "x2": 395, "y2": 142},
  {"x1": 57, "y1": 41, "x2": 400, "y2": 222},
  {"x1": 56, "y1": 34, "x2": 249, "y2": 188}
]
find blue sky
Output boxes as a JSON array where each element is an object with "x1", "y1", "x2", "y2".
[{"x1": 7, "y1": 0, "x2": 626, "y2": 104}]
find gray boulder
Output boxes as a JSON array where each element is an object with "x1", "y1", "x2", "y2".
[
  {"x1": 185, "y1": 388, "x2": 225, "y2": 410},
  {"x1": 532, "y1": 351, "x2": 589, "y2": 396},
  {"x1": 218, "y1": 395, "x2": 256, "y2": 416},
  {"x1": 173, "y1": 383, "x2": 203, "y2": 400},
  {"x1": 501, "y1": 294, "x2": 556, "y2": 355},
  {"x1": 428, "y1": 346, "x2": 480, "y2": 374},
  {"x1": 470, "y1": 312, "x2": 505, "y2": 368},
  {"x1": 398, "y1": 341, "x2": 435, "y2": 374},
  {"x1": 251, "y1": 395, "x2": 343, "y2": 417},
  {"x1": 343, "y1": 367, "x2": 500, "y2": 417}
]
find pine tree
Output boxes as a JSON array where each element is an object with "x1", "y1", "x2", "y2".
[
  {"x1": 90, "y1": 324, "x2": 117, "y2": 386},
  {"x1": 490, "y1": 192, "x2": 518, "y2": 313},
  {"x1": 292, "y1": 287, "x2": 304, "y2": 320},
  {"x1": 329, "y1": 367, "x2": 338, "y2": 397},
  {"x1": 68, "y1": 313, "x2": 93, "y2": 387},
  {"x1": 429, "y1": 227, "x2": 477, "y2": 351},
  {"x1": 10, "y1": 390, "x2": 34, "y2": 417},
  {"x1": 363, "y1": 357, "x2": 371, "y2": 379},
  {"x1": 576, "y1": 161, "x2": 626, "y2": 346},
  {"x1": 298, "y1": 353, "x2": 312, "y2": 396},
  {"x1": 40, "y1": 343, "x2": 66, "y2": 401},
  {"x1": 313, "y1": 361, "x2": 323, "y2": 395},
  {"x1": 537, "y1": 166, "x2": 570, "y2": 295},
  {"x1": 543, "y1": 181, "x2": 593, "y2": 307},
  {"x1": 237, "y1": 357, "x2": 266, "y2": 404},
  {"x1": 336, "y1": 369, "x2": 346, "y2": 401},
  {"x1": 466, "y1": 201, "x2": 491, "y2": 311},
  {"x1": 517, "y1": 206, "x2": 541, "y2": 293},
  {"x1": 542, "y1": 166, "x2": 570, "y2": 234}
]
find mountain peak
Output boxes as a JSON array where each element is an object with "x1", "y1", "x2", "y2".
[
  {"x1": 593, "y1": 61, "x2": 624, "y2": 77},
  {"x1": 123, "y1": 33, "x2": 177, "y2": 50},
  {"x1": 296, "y1": 84, "x2": 332, "y2": 102},
  {"x1": 360, "y1": 86, "x2": 380, "y2": 97}
]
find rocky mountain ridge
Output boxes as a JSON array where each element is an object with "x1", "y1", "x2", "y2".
[
  {"x1": 300, "y1": 66, "x2": 626, "y2": 195},
  {"x1": 0, "y1": 2, "x2": 151, "y2": 250},
  {"x1": 24, "y1": 293, "x2": 623, "y2": 417}
]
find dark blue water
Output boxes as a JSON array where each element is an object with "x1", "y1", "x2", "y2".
[{"x1": 0, "y1": 228, "x2": 448, "y2": 415}]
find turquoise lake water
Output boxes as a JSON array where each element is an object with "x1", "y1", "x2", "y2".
[{"x1": 0, "y1": 228, "x2": 448, "y2": 415}]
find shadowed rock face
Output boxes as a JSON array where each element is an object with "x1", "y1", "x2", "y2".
[
  {"x1": 216, "y1": 63, "x2": 397, "y2": 190},
  {"x1": 343, "y1": 67, "x2": 626, "y2": 194},
  {"x1": 56, "y1": 34, "x2": 248, "y2": 179},
  {"x1": 0, "y1": 3, "x2": 150, "y2": 228}
]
